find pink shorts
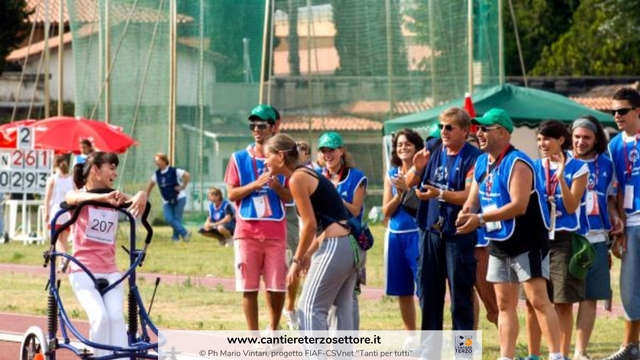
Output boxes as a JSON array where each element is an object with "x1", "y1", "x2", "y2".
[{"x1": 234, "y1": 238, "x2": 287, "y2": 292}]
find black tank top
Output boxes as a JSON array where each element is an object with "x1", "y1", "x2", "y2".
[{"x1": 294, "y1": 166, "x2": 349, "y2": 234}]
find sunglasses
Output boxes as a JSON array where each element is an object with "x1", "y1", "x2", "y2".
[
  {"x1": 478, "y1": 125, "x2": 501, "y2": 133},
  {"x1": 438, "y1": 124, "x2": 457, "y2": 131},
  {"x1": 249, "y1": 123, "x2": 270, "y2": 131},
  {"x1": 611, "y1": 108, "x2": 636, "y2": 116}
]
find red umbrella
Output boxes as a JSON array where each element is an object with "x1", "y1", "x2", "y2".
[
  {"x1": 33, "y1": 116, "x2": 137, "y2": 154},
  {"x1": 464, "y1": 92, "x2": 478, "y2": 133}
]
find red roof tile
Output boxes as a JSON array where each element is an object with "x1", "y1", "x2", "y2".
[
  {"x1": 343, "y1": 100, "x2": 432, "y2": 115},
  {"x1": 569, "y1": 97, "x2": 612, "y2": 111},
  {"x1": 280, "y1": 115, "x2": 382, "y2": 132},
  {"x1": 25, "y1": 0, "x2": 191, "y2": 24}
]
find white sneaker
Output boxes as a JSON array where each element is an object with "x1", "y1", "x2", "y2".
[
  {"x1": 283, "y1": 310, "x2": 299, "y2": 330},
  {"x1": 403, "y1": 335, "x2": 418, "y2": 350}
]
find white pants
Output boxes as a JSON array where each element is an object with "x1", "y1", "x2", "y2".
[{"x1": 69, "y1": 272, "x2": 127, "y2": 356}]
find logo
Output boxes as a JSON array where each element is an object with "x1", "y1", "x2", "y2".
[
  {"x1": 629, "y1": 149, "x2": 640, "y2": 164},
  {"x1": 454, "y1": 334, "x2": 473, "y2": 356},
  {"x1": 435, "y1": 166, "x2": 448, "y2": 183}
]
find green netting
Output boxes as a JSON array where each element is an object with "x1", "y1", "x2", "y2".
[{"x1": 66, "y1": 0, "x2": 499, "y2": 216}]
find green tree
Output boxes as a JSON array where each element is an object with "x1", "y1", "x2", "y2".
[
  {"x1": 533, "y1": 0, "x2": 640, "y2": 75},
  {"x1": 502, "y1": 0, "x2": 579, "y2": 76},
  {"x1": 0, "y1": 0, "x2": 32, "y2": 74}
]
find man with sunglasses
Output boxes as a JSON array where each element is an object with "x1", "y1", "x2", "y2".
[
  {"x1": 456, "y1": 108, "x2": 563, "y2": 360},
  {"x1": 224, "y1": 104, "x2": 293, "y2": 335},
  {"x1": 605, "y1": 88, "x2": 640, "y2": 360},
  {"x1": 405, "y1": 107, "x2": 481, "y2": 332}
]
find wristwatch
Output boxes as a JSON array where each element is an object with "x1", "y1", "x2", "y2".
[
  {"x1": 437, "y1": 189, "x2": 445, "y2": 201},
  {"x1": 477, "y1": 214, "x2": 486, "y2": 227}
]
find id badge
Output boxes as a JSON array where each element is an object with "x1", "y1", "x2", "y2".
[
  {"x1": 85, "y1": 208, "x2": 118, "y2": 244},
  {"x1": 625, "y1": 185, "x2": 634, "y2": 209},
  {"x1": 586, "y1": 190, "x2": 600, "y2": 216},
  {"x1": 483, "y1": 204, "x2": 501, "y2": 232},
  {"x1": 252, "y1": 195, "x2": 273, "y2": 218},
  {"x1": 548, "y1": 198, "x2": 556, "y2": 241}
]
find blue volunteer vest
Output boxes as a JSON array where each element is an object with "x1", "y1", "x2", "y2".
[
  {"x1": 327, "y1": 167, "x2": 368, "y2": 223},
  {"x1": 475, "y1": 148, "x2": 551, "y2": 241},
  {"x1": 387, "y1": 167, "x2": 418, "y2": 233},
  {"x1": 156, "y1": 166, "x2": 179, "y2": 202},
  {"x1": 417, "y1": 140, "x2": 482, "y2": 234},
  {"x1": 533, "y1": 156, "x2": 588, "y2": 233},
  {"x1": 609, "y1": 134, "x2": 640, "y2": 215},
  {"x1": 574, "y1": 154, "x2": 613, "y2": 233},
  {"x1": 209, "y1": 199, "x2": 235, "y2": 224},
  {"x1": 233, "y1": 147, "x2": 285, "y2": 221}
]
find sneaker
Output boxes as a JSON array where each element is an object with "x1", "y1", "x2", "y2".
[
  {"x1": 601, "y1": 344, "x2": 640, "y2": 360},
  {"x1": 575, "y1": 352, "x2": 591, "y2": 360},
  {"x1": 183, "y1": 231, "x2": 192, "y2": 242},
  {"x1": 283, "y1": 310, "x2": 299, "y2": 330},
  {"x1": 403, "y1": 335, "x2": 418, "y2": 350}
]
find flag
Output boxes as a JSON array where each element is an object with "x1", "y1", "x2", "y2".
[
  {"x1": 464, "y1": 92, "x2": 478, "y2": 133},
  {"x1": 464, "y1": 92, "x2": 476, "y2": 117}
]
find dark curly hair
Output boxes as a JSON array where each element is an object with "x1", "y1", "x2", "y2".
[{"x1": 390, "y1": 128, "x2": 425, "y2": 167}]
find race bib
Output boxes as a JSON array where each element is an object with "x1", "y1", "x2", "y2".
[
  {"x1": 586, "y1": 190, "x2": 600, "y2": 216},
  {"x1": 625, "y1": 185, "x2": 634, "y2": 210},
  {"x1": 483, "y1": 204, "x2": 502, "y2": 232},
  {"x1": 252, "y1": 195, "x2": 273, "y2": 218},
  {"x1": 85, "y1": 208, "x2": 118, "y2": 244}
]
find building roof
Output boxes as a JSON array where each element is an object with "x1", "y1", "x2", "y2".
[
  {"x1": 569, "y1": 82, "x2": 640, "y2": 111},
  {"x1": 569, "y1": 97, "x2": 611, "y2": 111},
  {"x1": 343, "y1": 100, "x2": 432, "y2": 116},
  {"x1": 25, "y1": 0, "x2": 192, "y2": 24},
  {"x1": 280, "y1": 115, "x2": 382, "y2": 132}
]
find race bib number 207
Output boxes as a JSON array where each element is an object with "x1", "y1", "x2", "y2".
[{"x1": 85, "y1": 208, "x2": 118, "y2": 244}]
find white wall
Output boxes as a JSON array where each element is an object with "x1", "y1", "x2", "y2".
[{"x1": 23, "y1": 45, "x2": 75, "y2": 102}]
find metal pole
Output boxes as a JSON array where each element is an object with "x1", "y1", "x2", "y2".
[
  {"x1": 58, "y1": 0, "x2": 64, "y2": 115},
  {"x1": 385, "y1": 0, "x2": 394, "y2": 120},
  {"x1": 467, "y1": 0, "x2": 474, "y2": 93},
  {"x1": 266, "y1": 0, "x2": 276, "y2": 104},
  {"x1": 428, "y1": 0, "x2": 436, "y2": 102},
  {"x1": 198, "y1": 0, "x2": 205, "y2": 212},
  {"x1": 105, "y1": 0, "x2": 111, "y2": 123},
  {"x1": 44, "y1": 0, "x2": 51, "y2": 118},
  {"x1": 169, "y1": 0, "x2": 177, "y2": 161},
  {"x1": 498, "y1": 0, "x2": 504, "y2": 84},
  {"x1": 258, "y1": 0, "x2": 272, "y2": 103}
]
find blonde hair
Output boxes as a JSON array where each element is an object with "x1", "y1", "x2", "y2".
[
  {"x1": 440, "y1": 107, "x2": 471, "y2": 130},
  {"x1": 208, "y1": 187, "x2": 222, "y2": 198}
]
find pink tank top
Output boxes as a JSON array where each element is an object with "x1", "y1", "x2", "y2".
[{"x1": 69, "y1": 205, "x2": 119, "y2": 274}]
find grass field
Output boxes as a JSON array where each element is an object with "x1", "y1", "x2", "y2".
[{"x1": 0, "y1": 223, "x2": 627, "y2": 359}]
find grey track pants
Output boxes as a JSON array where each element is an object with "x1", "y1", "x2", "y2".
[{"x1": 297, "y1": 235, "x2": 358, "y2": 331}]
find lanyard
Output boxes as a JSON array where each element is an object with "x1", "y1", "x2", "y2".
[
  {"x1": 324, "y1": 165, "x2": 345, "y2": 187},
  {"x1": 484, "y1": 145, "x2": 513, "y2": 197},
  {"x1": 622, "y1": 132, "x2": 640, "y2": 180},
  {"x1": 439, "y1": 145, "x2": 462, "y2": 190},
  {"x1": 544, "y1": 158, "x2": 560, "y2": 200},
  {"x1": 587, "y1": 155, "x2": 599, "y2": 191},
  {"x1": 248, "y1": 145, "x2": 263, "y2": 180}
]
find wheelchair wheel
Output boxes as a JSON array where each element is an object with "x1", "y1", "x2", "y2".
[{"x1": 20, "y1": 326, "x2": 49, "y2": 360}]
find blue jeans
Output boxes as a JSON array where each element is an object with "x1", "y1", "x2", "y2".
[
  {"x1": 417, "y1": 229, "x2": 476, "y2": 330},
  {"x1": 163, "y1": 197, "x2": 188, "y2": 240}
]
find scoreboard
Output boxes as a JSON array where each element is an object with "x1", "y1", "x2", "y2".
[{"x1": 0, "y1": 126, "x2": 53, "y2": 194}]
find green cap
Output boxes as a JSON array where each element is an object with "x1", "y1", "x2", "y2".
[
  {"x1": 318, "y1": 132, "x2": 343, "y2": 149},
  {"x1": 249, "y1": 104, "x2": 277, "y2": 123},
  {"x1": 471, "y1": 108, "x2": 514, "y2": 133},
  {"x1": 427, "y1": 122, "x2": 441, "y2": 139},
  {"x1": 568, "y1": 233, "x2": 595, "y2": 280}
]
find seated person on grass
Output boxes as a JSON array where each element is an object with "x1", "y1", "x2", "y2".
[{"x1": 198, "y1": 187, "x2": 235, "y2": 246}]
